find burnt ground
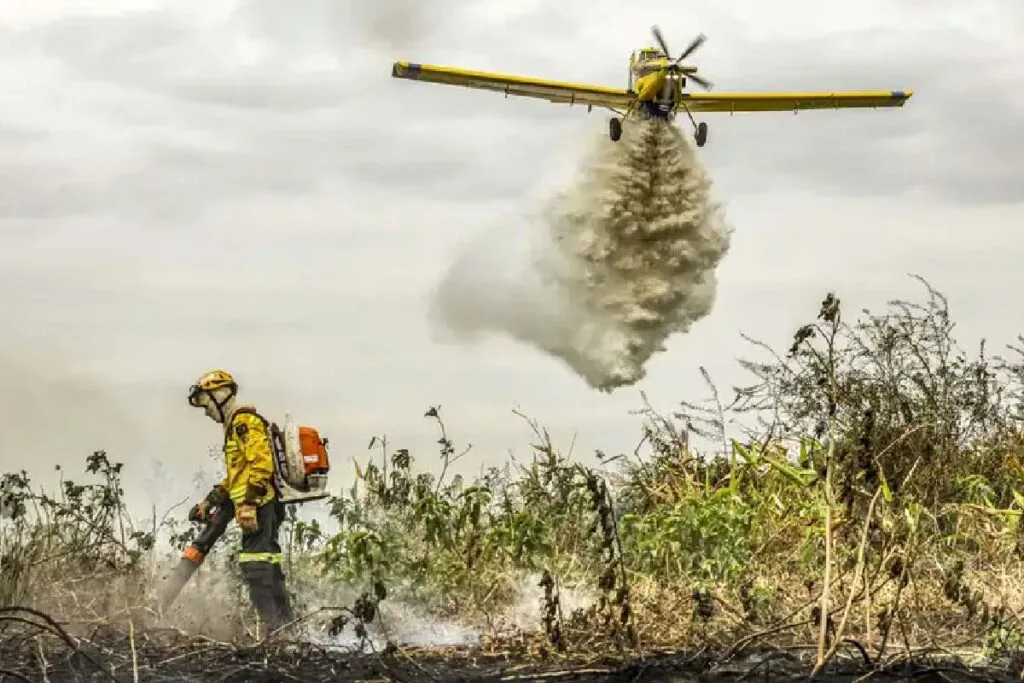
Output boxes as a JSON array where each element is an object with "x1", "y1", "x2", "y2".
[
  {"x1": 2, "y1": 639, "x2": 1018, "y2": 683},
  {"x1": 0, "y1": 608, "x2": 1018, "y2": 683}
]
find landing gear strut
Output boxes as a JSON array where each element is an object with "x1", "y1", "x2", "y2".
[
  {"x1": 609, "y1": 117, "x2": 622, "y2": 142},
  {"x1": 681, "y1": 101, "x2": 709, "y2": 147},
  {"x1": 609, "y1": 113, "x2": 706, "y2": 146}
]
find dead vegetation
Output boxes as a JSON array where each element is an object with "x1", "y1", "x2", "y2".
[{"x1": 2, "y1": 276, "x2": 1024, "y2": 681}]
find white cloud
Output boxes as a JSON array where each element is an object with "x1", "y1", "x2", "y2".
[{"x1": 0, "y1": 0, "x2": 1021, "y2": 517}]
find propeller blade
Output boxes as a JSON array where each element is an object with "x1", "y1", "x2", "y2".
[
  {"x1": 651, "y1": 25, "x2": 671, "y2": 58},
  {"x1": 688, "y1": 72, "x2": 713, "y2": 90},
  {"x1": 679, "y1": 33, "x2": 706, "y2": 61}
]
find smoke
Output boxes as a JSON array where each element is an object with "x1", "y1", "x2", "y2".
[
  {"x1": 351, "y1": 0, "x2": 441, "y2": 51},
  {"x1": 0, "y1": 344, "x2": 143, "y2": 475},
  {"x1": 158, "y1": 560, "x2": 594, "y2": 647},
  {"x1": 430, "y1": 118, "x2": 733, "y2": 392},
  {"x1": 309, "y1": 572, "x2": 595, "y2": 649},
  {"x1": 235, "y1": 0, "x2": 463, "y2": 54}
]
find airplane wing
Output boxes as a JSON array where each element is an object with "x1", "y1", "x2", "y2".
[
  {"x1": 391, "y1": 61, "x2": 635, "y2": 110},
  {"x1": 680, "y1": 91, "x2": 913, "y2": 113}
]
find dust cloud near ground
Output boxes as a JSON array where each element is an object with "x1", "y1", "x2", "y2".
[{"x1": 431, "y1": 118, "x2": 733, "y2": 392}]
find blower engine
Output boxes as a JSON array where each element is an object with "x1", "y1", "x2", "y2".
[{"x1": 269, "y1": 413, "x2": 331, "y2": 503}]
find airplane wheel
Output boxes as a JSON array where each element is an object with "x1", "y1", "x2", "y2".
[
  {"x1": 694, "y1": 121, "x2": 708, "y2": 147},
  {"x1": 609, "y1": 117, "x2": 622, "y2": 142}
]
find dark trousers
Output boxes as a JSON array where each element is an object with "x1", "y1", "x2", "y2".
[{"x1": 222, "y1": 499, "x2": 294, "y2": 631}]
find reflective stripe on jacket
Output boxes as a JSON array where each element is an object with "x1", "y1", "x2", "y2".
[{"x1": 238, "y1": 551, "x2": 282, "y2": 564}]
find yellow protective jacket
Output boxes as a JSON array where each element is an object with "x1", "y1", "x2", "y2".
[{"x1": 219, "y1": 405, "x2": 277, "y2": 507}]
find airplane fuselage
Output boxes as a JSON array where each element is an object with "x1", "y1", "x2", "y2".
[
  {"x1": 617, "y1": 46, "x2": 707, "y2": 145},
  {"x1": 634, "y1": 71, "x2": 682, "y2": 121},
  {"x1": 628, "y1": 48, "x2": 688, "y2": 120}
]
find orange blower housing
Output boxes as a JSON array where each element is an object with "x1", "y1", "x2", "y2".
[{"x1": 269, "y1": 415, "x2": 331, "y2": 503}]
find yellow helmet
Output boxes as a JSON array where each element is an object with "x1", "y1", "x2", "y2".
[{"x1": 188, "y1": 369, "x2": 238, "y2": 407}]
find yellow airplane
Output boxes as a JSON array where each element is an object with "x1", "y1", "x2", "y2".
[{"x1": 391, "y1": 26, "x2": 912, "y2": 148}]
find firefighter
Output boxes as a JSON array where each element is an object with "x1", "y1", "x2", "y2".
[{"x1": 187, "y1": 369, "x2": 294, "y2": 632}]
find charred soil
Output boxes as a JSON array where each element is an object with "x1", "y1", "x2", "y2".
[{"x1": 0, "y1": 609, "x2": 1017, "y2": 683}]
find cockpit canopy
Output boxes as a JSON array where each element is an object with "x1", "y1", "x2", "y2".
[{"x1": 632, "y1": 48, "x2": 666, "y2": 77}]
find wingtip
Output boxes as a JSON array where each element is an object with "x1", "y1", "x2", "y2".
[{"x1": 391, "y1": 60, "x2": 423, "y2": 79}]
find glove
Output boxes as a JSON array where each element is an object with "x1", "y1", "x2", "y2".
[
  {"x1": 244, "y1": 483, "x2": 267, "y2": 504},
  {"x1": 187, "y1": 501, "x2": 208, "y2": 523},
  {"x1": 189, "y1": 485, "x2": 228, "y2": 523},
  {"x1": 236, "y1": 504, "x2": 258, "y2": 533}
]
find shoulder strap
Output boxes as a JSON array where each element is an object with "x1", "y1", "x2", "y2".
[
  {"x1": 233, "y1": 405, "x2": 269, "y2": 422},
  {"x1": 223, "y1": 405, "x2": 271, "y2": 442}
]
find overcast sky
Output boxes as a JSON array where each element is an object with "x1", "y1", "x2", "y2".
[{"x1": 1, "y1": 0, "x2": 1021, "y2": 516}]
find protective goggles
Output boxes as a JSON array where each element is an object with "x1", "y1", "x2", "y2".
[{"x1": 187, "y1": 385, "x2": 206, "y2": 407}]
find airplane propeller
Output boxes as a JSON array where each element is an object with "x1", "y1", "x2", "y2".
[{"x1": 650, "y1": 25, "x2": 713, "y2": 90}]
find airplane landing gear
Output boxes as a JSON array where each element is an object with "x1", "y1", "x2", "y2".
[
  {"x1": 678, "y1": 100, "x2": 708, "y2": 148},
  {"x1": 694, "y1": 121, "x2": 708, "y2": 147},
  {"x1": 609, "y1": 117, "x2": 622, "y2": 142}
]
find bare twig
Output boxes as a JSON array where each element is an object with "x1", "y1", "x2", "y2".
[{"x1": 812, "y1": 487, "x2": 883, "y2": 675}]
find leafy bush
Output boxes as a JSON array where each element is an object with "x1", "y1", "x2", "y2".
[{"x1": 0, "y1": 452, "x2": 155, "y2": 609}]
